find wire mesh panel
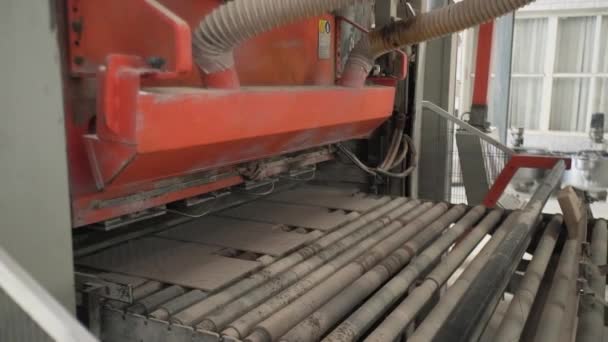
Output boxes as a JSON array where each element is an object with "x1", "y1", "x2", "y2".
[
  {"x1": 423, "y1": 102, "x2": 513, "y2": 206},
  {"x1": 449, "y1": 129, "x2": 510, "y2": 205},
  {"x1": 482, "y1": 141, "x2": 510, "y2": 186}
]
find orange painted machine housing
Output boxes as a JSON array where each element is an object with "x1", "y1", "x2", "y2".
[{"x1": 65, "y1": 0, "x2": 396, "y2": 227}]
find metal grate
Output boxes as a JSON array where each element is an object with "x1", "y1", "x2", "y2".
[
  {"x1": 448, "y1": 130, "x2": 467, "y2": 203},
  {"x1": 448, "y1": 137, "x2": 510, "y2": 204}
]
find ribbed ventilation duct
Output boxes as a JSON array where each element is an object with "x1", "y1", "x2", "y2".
[
  {"x1": 192, "y1": 0, "x2": 368, "y2": 87},
  {"x1": 193, "y1": 0, "x2": 535, "y2": 88},
  {"x1": 340, "y1": 0, "x2": 536, "y2": 86}
]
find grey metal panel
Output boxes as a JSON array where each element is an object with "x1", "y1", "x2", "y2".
[
  {"x1": 414, "y1": 0, "x2": 456, "y2": 202},
  {"x1": 77, "y1": 238, "x2": 260, "y2": 291},
  {"x1": 266, "y1": 186, "x2": 385, "y2": 212},
  {"x1": 456, "y1": 131, "x2": 491, "y2": 205},
  {"x1": 157, "y1": 216, "x2": 313, "y2": 256},
  {"x1": 0, "y1": 1, "x2": 76, "y2": 311},
  {"x1": 218, "y1": 201, "x2": 352, "y2": 231}
]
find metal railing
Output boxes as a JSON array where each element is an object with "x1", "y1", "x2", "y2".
[{"x1": 421, "y1": 101, "x2": 515, "y2": 205}]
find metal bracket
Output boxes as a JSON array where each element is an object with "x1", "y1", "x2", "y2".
[{"x1": 75, "y1": 272, "x2": 135, "y2": 303}]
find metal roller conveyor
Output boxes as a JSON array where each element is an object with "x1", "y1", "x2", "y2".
[{"x1": 75, "y1": 182, "x2": 598, "y2": 342}]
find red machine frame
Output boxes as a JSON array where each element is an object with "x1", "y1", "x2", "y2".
[
  {"x1": 483, "y1": 154, "x2": 572, "y2": 208},
  {"x1": 65, "y1": 0, "x2": 397, "y2": 227}
]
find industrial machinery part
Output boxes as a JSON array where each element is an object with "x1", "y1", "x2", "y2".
[
  {"x1": 563, "y1": 150, "x2": 608, "y2": 194},
  {"x1": 51, "y1": 1, "x2": 600, "y2": 341},
  {"x1": 590, "y1": 113, "x2": 605, "y2": 144},
  {"x1": 426, "y1": 161, "x2": 566, "y2": 342},
  {"x1": 577, "y1": 220, "x2": 608, "y2": 342},
  {"x1": 191, "y1": 0, "x2": 369, "y2": 87},
  {"x1": 511, "y1": 128, "x2": 525, "y2": 148},
  {"x1": 492, "y1": 215, "x2": 562, "y2": 342},
  {"x1": 342, "y1": 0, "x2": 535, "y2": 87},
  {"x1": 71, "y1": 182, "x2": 603, "y2": 342},
  {"x1": 422, "y1": 101, "x2": 514, "y2": 156},
  {"x1": 283, "y1": 205, "x2": 486, "y2": 342},
  {"x1": 64, "y1": 0, "x2": 535, "y2": 228},
  {"x1": 511, "y1": 114, "x2": 608, "y2": 196},
  {"x1": 510, "y1": 147, "x2": 552, "y2": 194},
  {"x1": 359, "y1": 209, "x2": 504, "y2": 342},
  {"x1": 422, "y1": 101, "x2": 571, "y2": 207},
  {"x1": 65, "y1": 0, "x2": 393, "y2": 227},
  {"x1": 559, "y1": 112, "x2": 608, "y2": 198}
]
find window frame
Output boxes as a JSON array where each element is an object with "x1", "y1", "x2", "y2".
[{"x1": 513, "y1": 9, "x2": 608, "y2": 132}]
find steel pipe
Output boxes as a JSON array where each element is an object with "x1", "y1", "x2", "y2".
[
  {"x1": 408, "y1": 211, "x2": 520, "y2": 342},
  {"x1": 171, "y1": 197, "x2": 397, "y2": 325},
  {"x1": 577, "y1": 219, "x2": 608, "y2": 342},
  {"x1": 352, "y1": 209, "x2": 504, "y2": 342},
  {"x1": 149, "y1": 290, "x2": 208, "y2": 321},
  {"x1": 127, "y1": 285, "x2": 186, "y2": 315},
  {"x1": 132, "y1": 281, "x2": 163, "y2": 300},
  {"x1": 341, "y1": 0, "x2": 535, "y2": 87},
  {"x1": 199, "y1": 201, "x2": 429, "y2": 332},
  {"x1": 532, "y1": 237, "x2": 580, "y2": 342},
  {"x1": 428, "y1": 161, "x2": 566, "y2": 342},
  {"x1": 193, "y1": 0, "x2": 366, "y2": 75},
  {"x1": 493, "y1": 215, "x2": 563, "y2": 342},
  {"x1": 281, "y1": 205, "x2": 478, "y2": 342},
  {"x1": 217, "y1": 203, "x2": 434, "y2": 337},
  {"x1": 244, "y1": 203, "x2": 450, "y2": 342}
]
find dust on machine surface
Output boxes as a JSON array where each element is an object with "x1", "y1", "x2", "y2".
[{"x1": 2, "y1": 0, "x2": 606, "y2": 342}]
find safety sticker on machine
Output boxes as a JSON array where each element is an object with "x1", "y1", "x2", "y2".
[{"x1": 318, "y1": 19, "x2": 332, "y2": 60}]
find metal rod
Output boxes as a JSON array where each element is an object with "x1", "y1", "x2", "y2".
[
  {"x1": 353, "y1": 209, "x2": 504, "y2": 342},
  {"x1": 576, "y1": 219, "x2": 607, "y2": 342},
  {"x1": 244, "y1": 203, "x2": 451, "y2": 342},
  {"x1": 279, "y1": 205, "x2": 473, "y2": 342},
  {"x1": 421, "y1": 101, "x2": 515, "y2": 155},
  {"x1": 408, "y1": 210, "x2": 520, "y2": 342},
  {"x1": 192, "y1": 201, "x2": 432, "y2": 331},
  {"x1": 171, "y1": 197, "x2": 398, "y2": 325},
  {"x1": 429, "y1": 161, "x2": 565, "y2": 342},
  {"x1": 335, "y1": 15, "x2": 370, "y2": 34},
  {"x1": 217, "y1": 203, "x2": 434, "y2": 337},
  {"x1": 532, "y1": 237, "x2": 580, "y2": 342},
  {"x1": 493, "y1": 215, "x2": 563, "y2": 342},
  {"x1": 127, "y1": 285, "x2": 186, "y2": 315},
  {"x1": 131, "y1": 281, "x2": 163, "y2": 301},
  {"x1": 149, "y1": 290, "x2": 208, "y2": 321}
]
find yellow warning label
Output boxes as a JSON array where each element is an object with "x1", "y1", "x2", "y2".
[
  {"x1": 319, "y1": 20, "x2": 331, "y2": 34},
  {"x1": 318, "y1": 19, "x2": 331, "y2": 59}
]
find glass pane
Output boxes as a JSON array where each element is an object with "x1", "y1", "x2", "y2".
[
  {"x1": 601, "y1": 17, "x2": 608, "y2": 73},
  {"x1": 512, "y1": 18, "x2": 547, "y2": 74},
  {"x1": 509, "y1": 77, "x2": 542, "y2": 129},
  {"x1": 555, "y1": 16, "x2": 596, "y2": 73},
  {"x1": 550, "y1": 78, "x2": 591, "y2": 132}
]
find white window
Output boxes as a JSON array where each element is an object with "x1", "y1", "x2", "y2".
[{"x1": 510, "y1": 13, "x2": 608, "y2": 132}]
